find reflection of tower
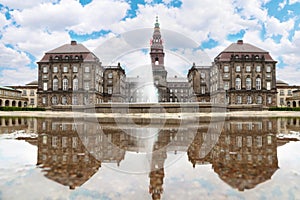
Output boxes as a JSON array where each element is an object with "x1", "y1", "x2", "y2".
[
  {"x1": 149, "y1": 131, "x2": 170, "y2": 200},
  {"x1": 150, "y1": 16, "x2": 168, "y2": 102}
]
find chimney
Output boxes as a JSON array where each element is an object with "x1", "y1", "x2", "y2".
[
  {"x1": 237, "y1": 40, "x2": 243, "y2": 45},
  {"x1": 71, "y1": 40, "x2": 77, "y2": 45}
]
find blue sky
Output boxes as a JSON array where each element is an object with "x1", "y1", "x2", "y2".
[{"x1": 0, "y1": 0, "x2": 300, "y2": 85}]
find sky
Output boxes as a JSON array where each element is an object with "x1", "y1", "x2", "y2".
[{"x1": 0, "y1": 0, "x2": 300, "y2": 85}]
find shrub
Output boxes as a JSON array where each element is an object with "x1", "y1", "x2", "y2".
[
  {"x1": 269, "y1": 107, "x2": 300, "y2": 111},
  {"x1": 0, "y1": 106, "x2": 46, "y2": 111}
]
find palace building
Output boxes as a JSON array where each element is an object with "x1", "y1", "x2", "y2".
[{"x1": 37, "y1": 17, "x2": 278, "y2": 109}]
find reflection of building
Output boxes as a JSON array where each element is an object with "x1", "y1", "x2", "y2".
[
  {"x1": 0, "y1": 86, "x2": 28, "y2": 107},
  {"x1": 36, "y1": 118, "x2": 102, "y2": 189},
  {"x1": 276, "y1": 80, "x2": 300, "y2": 107},
  {"x1": 188, "y1": 118, "x2": 279, "y2": 191},
  {"x1": 9, "y1": 80, "x2": 38, "y2": 107}
]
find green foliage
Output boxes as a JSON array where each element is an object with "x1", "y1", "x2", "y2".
[
  {"x1": 0, "y1": 106, "x2": 46, "y2": 111},
  {"x1": 269, "y1": 107, "x2": 300, "y2": 111}
]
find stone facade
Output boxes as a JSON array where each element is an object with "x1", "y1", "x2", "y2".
[
  {"x1": 37, "y1": 41, "x2": 104, "y2": 108},
  {"x1": 211, "y1": 40, "x2": 277, "y2": 108},
  {"x1": 0, "y1": 86, "x2": 28, "y2": 107},
  {"x1": 276, "y1": 80, "x2": 300, "y2": 107},
  {"x1": 9, "y1": 80, "x2": 38, "y2": 107},
  {"x1": 187, "y1": 64, "x2": 211, "y2": 102},
  {"x1": 36, "y1": 18, "x2": 278, "y2": 109},
  {"x1": 103, "y1": 64, "x2": 126, "y2": 102}
]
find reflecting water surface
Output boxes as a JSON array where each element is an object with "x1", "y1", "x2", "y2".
[{"x1": 0, "y1": 116, "x2": 300, "y2": 199}]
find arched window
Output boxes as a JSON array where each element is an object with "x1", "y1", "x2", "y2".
[
  {"x1": 246, "y1": 77, "x2": 251, "y2": 90},
  {"x1": 63, "y1": 78, "x2": 68, "y2": 91},
  {"x1": 62, "y1": 96, "x2": 67, "y2": 105},
  {"x1": 53, "y1": 78, "x2": 58, "y2": 91},
  {"x1": 257, "y1": 96, "x2": 262, "y2": 104},
  {"x1": 256, "y1": 77, "x2": 261, "y2": 90},
  {"x1": 73, "y1": 78, "x2": 78, "y2": 91},
  {"x1": 52, "y1": 96, "x2": 57, "y2": 105},
  {"x1": 235, "y1": 77, "x2": 241, "y2": 90}
]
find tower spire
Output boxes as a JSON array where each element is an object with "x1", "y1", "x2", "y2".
[
  {"x1": 150, "y1": 16, "x2": 164, "y2": 65},
  {"x1": 155, "y1": 16, "x2": 160, "y2": 28}
]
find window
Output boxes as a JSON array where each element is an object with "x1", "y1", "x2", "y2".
[
  {"x1": 201, "y1": 72, "x2": 205, "y2": 79},
  {"x1": 247, "y1": 96, "x2": 252, "y2": 104},
  {"x1": 22, "y1": 90, "x2": 27, "y2": 96},
  {"x1": 267, "y1": 96, "x2": 272, "y2": 104},
  {"x1": 53, "y1": 78, "x2": 58, "y2": 91},
  {"x1": 42, "y1": 97, "x2": 47, "y2": 104},
  {"x1": 224, "y1": 73, "x2": 229, "y2": 78},
  {"x1": 201, "y1": 86, "x2": 205, "y2": 94},
  {"x1": 73, "y1": 78, "x2": 78, "y2": 91},
  {"x1": 52, "y1": 96, "x2": 58, "y2": 105},
  {"x1": 247, "y1": 136, "x2": 252, "y2": 147},
  {"x1": 257, "y1": 96, "x2": 262, "y2": 104},
  {"x1": 84, "y1": 81, "x2": 89, "y2": 91},
  {"x1": 108, "y1": 72, "x2": 113, "y2": 78},
  {"x1": 224, "y1": 81, "x2": 229, "y2": 90},
  {"x1": 108, "y1": 87, "x2": 112, "y2": 94},
  {"x1": 224, "y1": 66, "x2": 229, "y2": 72},
  {"x1": 63, "y1": 78, "x2": 68, "y2": 91},
  {"x1": 236, "y1": 65, "x2": 241, "y2": 72},
  {"x1": 267, "y1": 81, "x2": 271, "y2": 90},
  {"x1": 30, "y1": 90, "x2": 34, "y2": 96},
  {"x1": 53, "y1": 66, "x2": 58, "y2": 73},
  {"x1": 256, "y1": 65, "x2": 261, "y2": 72},
  {"x1": 237, "y1": 96, "x2": 242, "y2": 104},
  {"x1": 62, "y1": 96, "x2": 67, "y2": 105},
  {"x1": 246, "y1": 77, "x2": 251, "y2": 90},
  {"x1": 43, "y1": 66, "x2": 48, "y2": 73},
  {"x1": 72, "y1": 96, "x2": 78, "y2": 105},
  {"x1": 279, "y1": 90, "x2": 284, "y2": 96},
  {"x1": 288, "y1": 90, "x2": 292, "y2": 96},
  {"x1": 43, "y1": 82, "x2": 48, "y2": 91},
  {"x1": 256, "y1": 78, "x2": 261, "y2": 90},
  {"x1": 30, "y1": 98, "x2": 34, "y2": 105},
  {"x1": 246, "y1": 65, "x2": 251, "y2": 72},
  {"x1": 84, "y1": 66, "x2": 90, "y2": 73},
  {"x1": 280, "y1": 98, "x2": 284, "y2": 105},
  {"x1": 73, "y1": 66, "x2": 78, "y2": 73},
  {"x1": 235, "y1": 77, "x2": 241, "y2": 90},
  {"x1": 266, "y1": 65, "x2": 271, "y2": 72},
  {"x1": 108, "y1": 79, "x2": 113, "y2": 84},
  {"x1": 63, "y1": 66, "x2": 68, "y2": 73}
]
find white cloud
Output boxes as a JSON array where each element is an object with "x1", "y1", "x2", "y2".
[
  {"x1": 0, "y1": 66, "x2": 37, "y2": 86},
  {"x1": 0, "y1": 43, "x2": 31, "y2": 68},
  {"x1": 289, "y1": 0, "x2": 300, "y2": 4},
  {"x1": 1, "y1": 26, "x2": 70, "y2": 60},
  {"x1": 0, "y1": 0, "x2": 60, "y2": 10}
]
